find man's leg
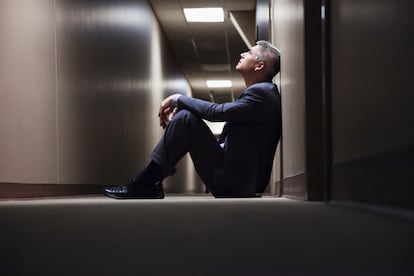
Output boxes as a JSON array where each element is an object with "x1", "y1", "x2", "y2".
[
  {"x1": 104, "y1": 110, "x2": 224, "y2": 198},
  {"x1": 151, "y1": 110, "x2": 224, "y2": 188}
]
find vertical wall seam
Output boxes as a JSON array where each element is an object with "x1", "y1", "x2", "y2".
[{"x1": 53, "y1": 0, "x2": 60, "y2": 184}]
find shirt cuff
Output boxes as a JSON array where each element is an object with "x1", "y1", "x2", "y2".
[{"x1": 171, "y1": 94, "x2": 182, "y2": 107}]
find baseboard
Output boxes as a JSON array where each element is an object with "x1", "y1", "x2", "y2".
[
  {"x1": 278, "y1": 173, "x2": 307, "y2": 200},
  {"x1": 0, "y1": 182, "x2": 102, "y2": 199}
]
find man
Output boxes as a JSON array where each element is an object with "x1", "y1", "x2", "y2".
[{"x1": 104, "y1": 40, "x2": 281, "y2": 199}]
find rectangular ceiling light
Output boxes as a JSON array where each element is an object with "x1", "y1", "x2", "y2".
[
  {"x1": 183, "y1": 8, "x2": 224, "y2": 22},
  {"x1": 206, "y1": 80, "x2": 232, "y2": 88}
]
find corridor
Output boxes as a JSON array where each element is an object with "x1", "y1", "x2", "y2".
[{"x1": 1, "y1": 0, "x2": 414, "y2": 274}]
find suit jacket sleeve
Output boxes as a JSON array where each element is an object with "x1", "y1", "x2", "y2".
[{"x1": 176, "y1": 84, "x2": 277, "y2": 123}]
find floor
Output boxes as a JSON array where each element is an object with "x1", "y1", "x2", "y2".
[{"x1": 1, "y1": 195, "x2": 413, "y2": 275}]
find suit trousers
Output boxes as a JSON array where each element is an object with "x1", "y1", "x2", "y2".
[{"x1": 151, "y1": 110, "x2": 225, "y2": 191}]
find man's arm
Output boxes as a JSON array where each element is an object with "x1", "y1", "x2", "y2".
[
  {"x1": 176, "y1": 87, "x2": 276, "y2": 123},
  {"x1": 158, "y1": 83, "x2": 279, "y2": 127}
]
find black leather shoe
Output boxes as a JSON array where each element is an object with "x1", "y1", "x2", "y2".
[{"x1": 103, "y1": 181, "x2": 164, "y2": 199}]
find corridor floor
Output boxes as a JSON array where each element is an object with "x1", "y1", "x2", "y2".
[{"x1": 1, "y1": 196, "x2": 413, "y2": 275}]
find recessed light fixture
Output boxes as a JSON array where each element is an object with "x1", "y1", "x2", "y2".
[
  {"x1": 206, "y1": 80, "x2": 232, "y2": 88},
  {"x1": 183, "y1": 8, "x2": 224, "y2": 22}
]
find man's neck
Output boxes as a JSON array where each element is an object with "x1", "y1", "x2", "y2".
[{"x1": 244, "y1": 76, "x2": 269, "y2": 88}]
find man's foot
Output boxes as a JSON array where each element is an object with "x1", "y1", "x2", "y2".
[{"x1": 103, "y1": 180, "x2": 164, "y2": 199}]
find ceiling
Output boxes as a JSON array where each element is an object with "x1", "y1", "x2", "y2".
[{"x1": 149, "y1": 0, "x2": 257, "y2": 103}]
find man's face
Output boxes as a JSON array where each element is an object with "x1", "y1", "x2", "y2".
[{"x1": 235, "y1": 45, "x2": 261, "y2": 72}]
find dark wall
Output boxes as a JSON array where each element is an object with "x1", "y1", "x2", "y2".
[
  {"x1": 330, "y1": 0, "x2": 414, "y2": 209},
  {"x1": 256, "y1": 0, "x2": 270, "y2": 41},
  {"x1": 271, "y1": 0, "x2": 414, "y2": 208}
]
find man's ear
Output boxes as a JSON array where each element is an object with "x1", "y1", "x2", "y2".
[{"x1": 254, "y1": 61, "x2": 265, "y2": 72}]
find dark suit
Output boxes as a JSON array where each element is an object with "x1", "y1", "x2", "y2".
[{"x1": 151, "y1": 81, "x2": 281, "y2": 196}]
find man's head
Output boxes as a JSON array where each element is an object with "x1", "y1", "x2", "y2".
[
  {"x1": 236, "y1": 40, "x2": 281, "y2": 82},
  {"x1": 255, "y1": 40, "x2": 281, "y2": 79}
]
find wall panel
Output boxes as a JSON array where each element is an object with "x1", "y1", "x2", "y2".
[
  {"x1": 271, "y1": 0, "x2": 307, "y2": 198},
  {"x1": 55, "y1": 0, "x2": 154, "y2": 185},
  {"x1": 330, "y1": 0, "x2": 414, "y2": 208},
  {"x1": 56, "y1": 0, "x2": 193, "y2": 189},
  {"x1": 0, "y1": 0, "x2": 57, "y2": 184}
]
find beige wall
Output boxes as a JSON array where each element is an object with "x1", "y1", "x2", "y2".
[
  {"x1": 271, "y1": 0, "x2": 306, "y2": 190},
  {"x1": 0, "y1": 0, "x2": 193, "y2": 190},
  {"x1": 0, "y1": 0, "x2": 57, "y2": 183}
]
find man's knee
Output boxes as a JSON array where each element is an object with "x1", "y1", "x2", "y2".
[
  {"x1": 172, "y1": 109, "x2": 198, "y2": 123},
  {"x1": 169, "y1": 109, "x2": 210, "y2": 137}
]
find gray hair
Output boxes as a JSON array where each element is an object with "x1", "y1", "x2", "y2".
[{"x1": 255, "y1": 40, "x2": 281, "y2": 80}]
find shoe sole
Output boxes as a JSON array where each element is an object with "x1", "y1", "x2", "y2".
[
  {"x1": 214, "y1": 194, "x2": 262, "y2": 198},
  {"x1": 103, "y1": 191, "x2": 164, "y2": 200}
]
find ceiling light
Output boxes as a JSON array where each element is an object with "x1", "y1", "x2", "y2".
[
  {"x1": 183, "y1": 8, "x2": 224, "y2": 22},
  {"x1": 206, "y1": 80, "x2": 232, "y2": 88}
]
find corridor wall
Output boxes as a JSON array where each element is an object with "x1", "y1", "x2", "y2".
[
  {"x1": 329, "y1": 0, "x2": 414, "y2": 209},
  {"x1": 271, "y1": 0, "x2": 306, "y2": 198},
  {"x1": 271, "y1": 0, "x2": 414, "y2": 209},
  {"x1": 0, "y1": 0, "x2": 57, "y2": 185},
  {"x1": 271, "y1": 0, "x2": 323, "y2": 200},
  {"x1": 0, "y1": 0, "x2": 195, "y2": 197}
]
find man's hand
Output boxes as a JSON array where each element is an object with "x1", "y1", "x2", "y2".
[{"x1": 158, "y1": 94, "x2": 180, "y2": 129}]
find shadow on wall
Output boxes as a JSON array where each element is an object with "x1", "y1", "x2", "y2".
[{"x1": 56, "y1": 0, "x2": 193, "y2": 189}]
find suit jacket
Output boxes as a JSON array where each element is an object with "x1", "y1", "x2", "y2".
[{"x1": 177, "y1": 81, "x2": 281, "y2": 195}]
